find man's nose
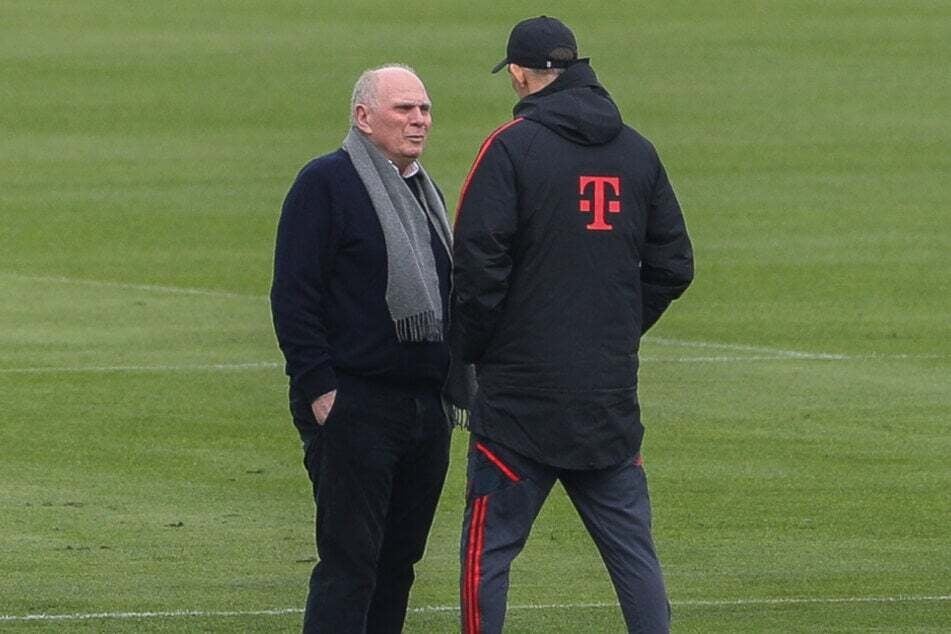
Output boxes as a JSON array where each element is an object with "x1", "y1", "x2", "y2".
[{"x1": 408, "y1": 107, "x2": 429, "y2": 124}]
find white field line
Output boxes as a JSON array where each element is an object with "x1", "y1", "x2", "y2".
[
  {"x1": 2, "y1": 595, "x2": 948, "y2": 622},
  {"x1": 2, "y1": 350, "x2": 941, "y2": 374},
  {"x1": 0, "y1": 362, "x2": 281, "y2": 375},
  {"x1": 0, "y1": 608, "x2": 303, "y2": 623},
  {"x1": 0, "y1": 357, "x2": 863, "y2": 375},
  {"x1": 0, "y1": 272, "x2": 264, "y2": 301},
  {"x1": 644, "y1": 336, "x2": 943, "y2": 361},
  {"x1": 640, "y1": 355, "x2": 835, "y2": 363},
  {"x1": 645, "y1": 336, "x2": 850, "y2": 360},
  {"x1": 641, "y1": 354, "x2": 943, "y2": 362}
]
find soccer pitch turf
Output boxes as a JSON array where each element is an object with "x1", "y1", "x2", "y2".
[{"x1": 2, "y1": 1, "x2": 949, "y2": 632}]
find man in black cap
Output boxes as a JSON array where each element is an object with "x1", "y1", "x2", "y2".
[{"x1": 451, "y1": 16, "x2": 694, "y2": 634}]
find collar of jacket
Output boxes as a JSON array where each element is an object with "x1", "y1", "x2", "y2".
[
  {"x1": 515, "y1": 60, "x2": 603, "y2": 107},
  {"x1": 512, "y1": 61, "x2": 623, "y2": 146}
]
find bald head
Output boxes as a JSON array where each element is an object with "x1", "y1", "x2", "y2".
[
  {"x1": 350, "y1": 64, "x2": 423, "y2": 125},
  {"x1": 350, "y1": 64, "x2": 433, "y2": 173}
]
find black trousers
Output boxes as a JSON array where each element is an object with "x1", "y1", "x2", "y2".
[{"x1": 291, "y1": 374, "x2": 450, "y2": 634}]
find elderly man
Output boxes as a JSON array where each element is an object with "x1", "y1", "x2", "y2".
[
  {"x1": 451, "y1": 17, "x2": 694, "y2": 634},
  {"x1": 271, "y1": 65, "x2": 452, "y2": 634}
]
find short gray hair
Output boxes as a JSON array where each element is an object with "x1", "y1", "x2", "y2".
[
  {"x1": 350, "y1": 63, "x2": 419, "y2": 126},
  {"x1": 524, "y1": 67, "x2": 565, "y2": 79},
  {"x1": 524, "y1": 46, "x2": 574, "y2": 80}
]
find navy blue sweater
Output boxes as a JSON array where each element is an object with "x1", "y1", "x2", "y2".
[{"x1": 270, "y1": 149, "x2": 451, "y2": 403}]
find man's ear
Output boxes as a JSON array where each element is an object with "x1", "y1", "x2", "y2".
[
  {"x1": 508, "y1": 64, "x2": 530, "y2": 96},
  {"x1": 354, "y1": 104, "x2": 372, "y2": 134}
]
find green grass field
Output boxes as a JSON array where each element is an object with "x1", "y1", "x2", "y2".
[{"x1": 2, "y1": 1, "x2": 949, "y2": 632}]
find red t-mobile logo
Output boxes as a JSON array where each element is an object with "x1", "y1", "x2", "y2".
[{"x1": 578, "y1": 176, "x2": 621, "y2": 231}]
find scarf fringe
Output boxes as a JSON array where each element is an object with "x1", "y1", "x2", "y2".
[
  {"x1": 448, "y1": 405, "x2": 470, "y2": 429},
  {"x1": 394, "y1": 311, "x2": 444, "y2": 343}
]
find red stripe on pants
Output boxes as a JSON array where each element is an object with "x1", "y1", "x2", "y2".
[
  {"x1": 464, "y1": 498, "x2": 476, "y2": 633},
  {"x1": 475, "y1": 442, "x2": 521, "y2": 482},
  {"x1": 464, "y1": 495, "x2": 488, "y2": 633}
]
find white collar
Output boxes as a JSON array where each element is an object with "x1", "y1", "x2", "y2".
[{"x1": 390, "y1": 160, "x2": 420, "y2": 178}]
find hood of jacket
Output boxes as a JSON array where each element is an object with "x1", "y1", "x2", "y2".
[{"x1": 512, "y1": 62, "x2": 623, "y2": 146}]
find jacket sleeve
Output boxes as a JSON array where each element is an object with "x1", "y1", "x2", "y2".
[
  {"x1": 450, "y1": 139, "x2": 519, "y2": 364},
  {"x1": 640, "y1": 156, "x2": 694, "y2": 333},
  {"x1": 270, "y1": 165, "x2": 339, "y2": 403}
]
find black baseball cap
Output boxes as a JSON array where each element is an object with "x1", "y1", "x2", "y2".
[{"x1": 490, "y1": 16, "x2": 586, "y2": 74}]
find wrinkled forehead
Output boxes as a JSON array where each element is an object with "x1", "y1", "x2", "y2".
[{"x1": 374, "y1": 70, "x2": 430, "y2": 106}]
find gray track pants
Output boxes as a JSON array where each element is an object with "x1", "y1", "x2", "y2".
[{"x1": 460, "y1": 435, "x2": 669, "y2": 634}]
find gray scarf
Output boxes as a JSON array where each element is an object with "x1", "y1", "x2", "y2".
[{"x1": 342, "y1": 128, "x2": 452, "y2": 342}]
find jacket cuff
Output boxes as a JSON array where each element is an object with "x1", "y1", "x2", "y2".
[{"x1": 295, "y1": 365, "x2": 338, "y2": 404}]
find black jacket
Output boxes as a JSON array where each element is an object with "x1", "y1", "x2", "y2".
[
  {"x1": 271, "y1": 149, "x2": 451, "y2": 404},
  {"x1": 450, "y1": 62, "x2": 693, "y2": 469}
]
